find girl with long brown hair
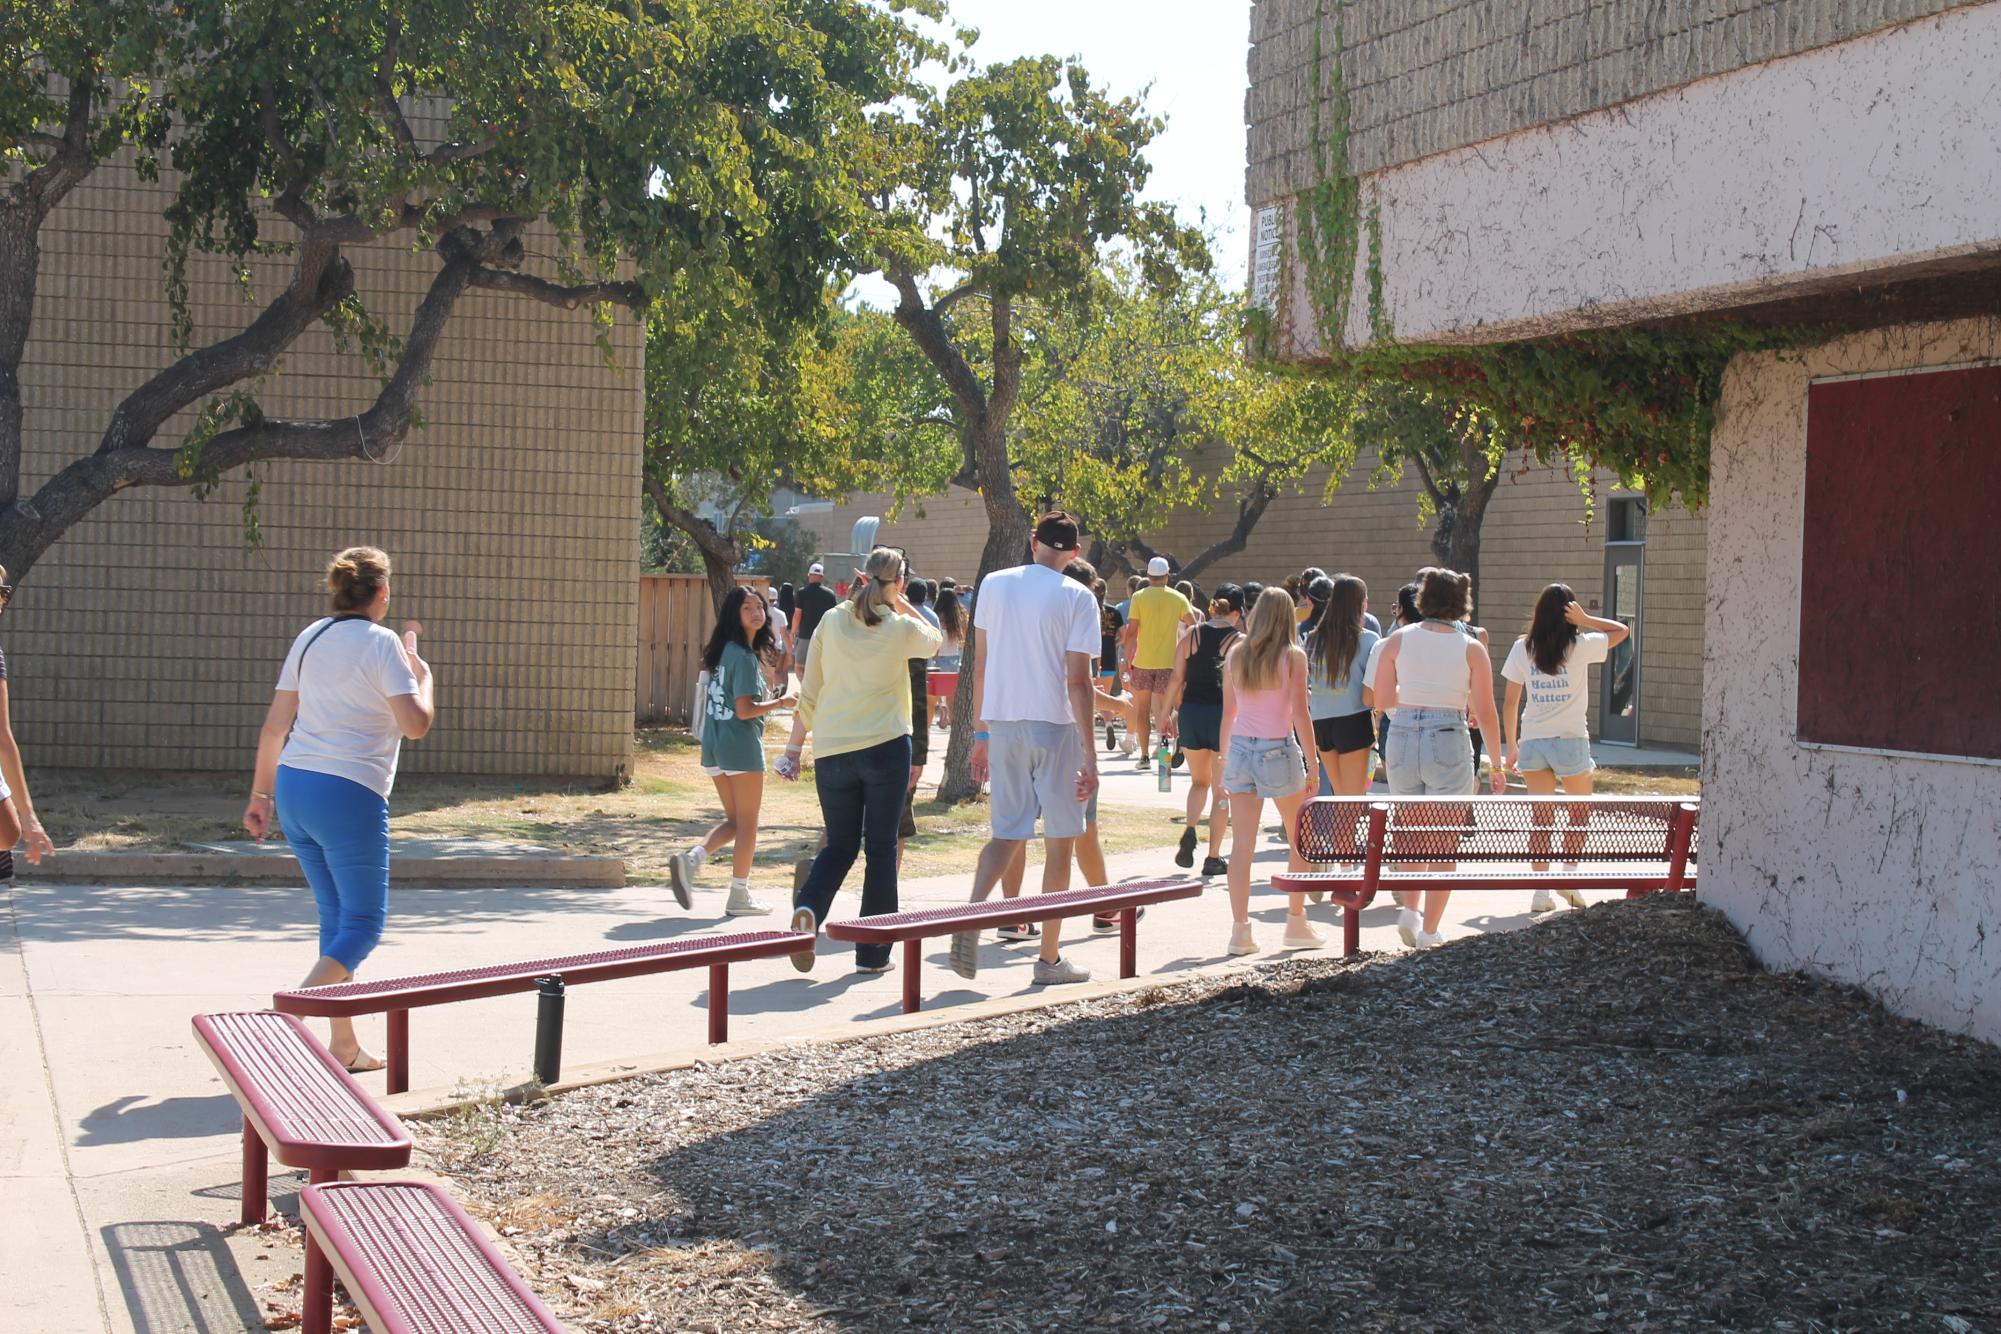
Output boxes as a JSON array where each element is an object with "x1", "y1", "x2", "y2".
[
  {"x1": 1307, "y1": 574, "x2": 1380, "y2": 799},
  {"x1": 1218, "y1": 588, "x2": 1324, "y2": 956}
]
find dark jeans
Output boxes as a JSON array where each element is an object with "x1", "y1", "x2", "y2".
[{"x1": 795, "y1": 734, "x2": 911, "y2": 969}]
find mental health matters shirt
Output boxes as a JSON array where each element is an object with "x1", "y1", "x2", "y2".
[
  {"x1": 276, "y1": 618, "x2": 420, "y2": 798},
  {"x1": 972, "y1": 563, "x2": 1100, "y2": 724},
  {"x1": 1501, "y1": 631, "x2": 1610, "y2": 740}
]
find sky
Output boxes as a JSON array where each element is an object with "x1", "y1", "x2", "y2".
[{"x1": 861, "y1": 0, "x2": 1254, "y2": 298}]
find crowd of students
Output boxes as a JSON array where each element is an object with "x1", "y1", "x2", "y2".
[{"x1": 246, "y1": 518, "x2": 1632, "y2": 1069}]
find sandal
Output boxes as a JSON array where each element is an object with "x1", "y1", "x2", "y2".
[{"x1": 340, "y1": 1052, "x2": 386, "y2": 1074}]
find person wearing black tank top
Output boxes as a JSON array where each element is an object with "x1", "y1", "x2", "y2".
[{"x1": 1162, "y1": 584, "x2": 1244, "y2": 877}]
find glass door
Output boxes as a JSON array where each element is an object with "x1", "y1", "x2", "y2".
[{"x1": 1601, "y1": 544, "x2": 1643, "y2": 744}]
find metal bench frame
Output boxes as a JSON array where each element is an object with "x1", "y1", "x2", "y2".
[
  {"x1": 299, "y1": 1180, "x2": 564, "y2": 1334},
  {"x1": 190, "y1": 1011, "x2": 412, "y2": 1226},
  {"x1": 1274, "y1": 797, "x2": 1699, "y2": 956},
  {"x1": 273, "y1": 930, "x2": 812, "y2": 1093},
  {"x1": 826, "y1": 876, "x2": 1204, "y2": 1013}
]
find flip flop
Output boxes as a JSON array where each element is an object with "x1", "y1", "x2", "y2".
[{"x1": 341, "y1": 1053, "x2": 386, "y2": 1074}]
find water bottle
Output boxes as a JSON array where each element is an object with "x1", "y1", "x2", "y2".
[{"x1": 1156, "y1": 739, "x2": 1172, "y2": 792}]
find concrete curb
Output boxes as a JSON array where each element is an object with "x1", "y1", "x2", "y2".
[{"x1": 18, "y1": 850, "x2": 626, "y2": 888}]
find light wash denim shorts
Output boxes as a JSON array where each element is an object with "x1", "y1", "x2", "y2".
[
  {"x1": 1385, "y1": 707, "x2": 1476, "y2": 796},
  {"x1": 1516, "y1": 735, "x2": 1595, "y2": 777},
  {"x1": 1223, "y1": 735, "x2": 1307, "y2": 799}
]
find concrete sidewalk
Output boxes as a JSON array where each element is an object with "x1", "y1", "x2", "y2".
[{"x1": 2, "y1": 820, "x2": 1626, "y2": 1334}]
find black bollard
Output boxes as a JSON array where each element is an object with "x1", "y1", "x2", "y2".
[{"x1": 533, "y1": 975, "x2": 566, "y2": 1088}]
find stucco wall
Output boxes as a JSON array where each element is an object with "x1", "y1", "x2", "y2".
[
  {"x1": 809, "y1": 456, "x2": 1705, "y2": 749},
  {"x1": 8, "y1": 154, "x2": 642, "y2": 778},
  {"x1": 1257, "y1": 2, "x2": 2001, "y2": 355},
  {"x1": 1702, "y1": 315, "x2": 2001, "y2": 1041}
]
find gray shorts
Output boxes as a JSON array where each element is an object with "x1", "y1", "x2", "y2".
[{"x1": 989, "y1": 720, "x2": 1088, "y2": 841}]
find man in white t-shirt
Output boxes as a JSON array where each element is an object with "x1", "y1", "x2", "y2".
[{"x1": 950, "y1": 511, "x2": 1102, "y2": 985}]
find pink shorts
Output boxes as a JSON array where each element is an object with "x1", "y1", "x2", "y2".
[{"x1": 1129, "y1": 666, "x2": 1175, "y2": 693}]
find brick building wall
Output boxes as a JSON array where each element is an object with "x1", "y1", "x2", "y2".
[
  {"x1": 7, "y1": 154, "x2": 642, "y2": 779},
  {"x1": 1247, "y1": 0, "x2": 1979, "y2": 201},
  {"x1": 807, "y1": 460, "x2": 1704, "y2": 750}
]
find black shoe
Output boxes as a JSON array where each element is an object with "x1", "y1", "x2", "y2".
[
  {"x1": 1201, "y1": 855, "x2": 1227, "y2": 878},
  {"x1": 1171, "y1": 745, "x2": 1185, "y2": 769},
  {"x1": 1175, "y1": 826, "x2": 1198, "y2": 868},
  {"x1": 1105, "y1": 721, "x2": 1118, "y2": 752}
]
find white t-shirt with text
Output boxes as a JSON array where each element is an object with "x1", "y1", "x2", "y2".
[
  {"x1": 276, "y1": 617, "x2": 422, "y2": 798},
  {"x1": 973, "y1": 564, "x2": 1100, "y2": 724},
  {"x1": 1501, "y1": 631, "x2": 1610, "y2": 741}
]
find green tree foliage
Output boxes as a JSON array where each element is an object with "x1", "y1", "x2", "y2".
[
  {"x1": 0, "y1": 0, "x2": 933, "y2": 580},
  {"x1": 1345, "y1": 380, "x2": 1512, "y2": 599}
]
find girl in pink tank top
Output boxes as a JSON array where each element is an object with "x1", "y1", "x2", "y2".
[{"x1": 1219, "y1": 589, "x2": 1327, "y2": 957}]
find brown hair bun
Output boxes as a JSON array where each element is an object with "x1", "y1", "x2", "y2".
[{"x1": 327, "y1": 546, "x2": 392, "y2": 613}]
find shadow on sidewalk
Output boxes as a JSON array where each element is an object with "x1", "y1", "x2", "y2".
[
  {"x1": 78, "y1": 1094, "x2": 243, "y2": 1148},
  {"x1": 102, "y1": 1218, "x2": 264, "y2": 1334}
]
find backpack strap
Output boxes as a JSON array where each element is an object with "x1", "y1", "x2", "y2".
[{"x1": 296, "y1": 613, "x2": 371, "y2": 681}]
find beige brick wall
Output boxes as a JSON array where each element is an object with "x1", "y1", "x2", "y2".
[
  {"x1": 809, "y1": 462, "x2": 1703, "y2": 750},
  {"x1": 1247, "y1": 0, "x2": 1980, "y2": 199},
  {"x1": 8, "y1": 155, "x2": 642, "y2": 778}
]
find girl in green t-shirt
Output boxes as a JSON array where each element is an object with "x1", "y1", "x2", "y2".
[{"x1": 672, "y1": 587, "x2": 796, "y2": 916}]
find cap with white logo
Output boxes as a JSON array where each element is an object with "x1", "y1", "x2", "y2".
[{"x1": 808, "y1": 562, "x2": 824, "y2": 575}]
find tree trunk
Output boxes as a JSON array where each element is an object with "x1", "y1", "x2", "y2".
[
  {"x1": 935, "y1": 417, "x2": 1032, "y2": 804},
  {"x1": 0, "y1": 206, "x2": 38, "y2": 514}
]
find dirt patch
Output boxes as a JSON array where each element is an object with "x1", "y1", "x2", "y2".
[{"x1": 416, "y1": 897, "x2": 2001, "y2": 1331}]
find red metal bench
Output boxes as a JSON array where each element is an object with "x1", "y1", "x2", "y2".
[
  {"x1": 1275, "y1": 797, "x2": 1699, "y2": 956},
  {"x1": 825, "y1": 877, "x2": 1203, "y2": 1013},
  {"x1": 273, "y1": 930, "x2": 811, "y2": 1094},
  {"x1": 190, "y1": 1012, "x2": 412, "y2": 1228},
  {"x1": 299, "y1": 1180, "x2": 564, "y2": 1334}
]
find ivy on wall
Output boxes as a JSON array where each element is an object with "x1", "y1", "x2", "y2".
[{"x1": 1265, "y1": 0, "x2": 1816, "y2": 510}]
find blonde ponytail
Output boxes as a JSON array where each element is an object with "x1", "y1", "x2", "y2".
[{"x1": 848, "y1": 547, "x2": 906, "y2": 628}]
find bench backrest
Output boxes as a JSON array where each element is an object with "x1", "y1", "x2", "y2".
[{"x1": 1295, "y1": 797, "x2": 1698, "y2": 867}]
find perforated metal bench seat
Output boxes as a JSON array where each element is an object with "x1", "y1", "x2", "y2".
[
  {"x1": 299, "y1": 1181, "x2": 565, "y2": 1334},
  {"x1": 191, "y1": 1012, "x2": 412, "y2": 1225},
  {"x1": 825, "y1": 877, "x2": 1203, "y2": 1013},
  {"x1": 1272, "y1": 797, "x2": 1699, "y2": 956},
  {"x1": 273, "y1": 931, "x2": 812, "y2": 1092}
]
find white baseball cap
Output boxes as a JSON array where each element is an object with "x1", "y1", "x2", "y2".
[
  {"x1": 1147, "y1": 556, "x2": 1171, "y2": 577},
  {"x1": 808, "y1": 562, "x2": 824, "y2": 575}
]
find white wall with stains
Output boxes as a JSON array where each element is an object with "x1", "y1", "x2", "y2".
[
  {"x1": 1271, "y1": 3, "x2": 2001, "y2": 354},
  {"x1": 1701, "y1": 315, "x2": 2001, "y2": 1043}
]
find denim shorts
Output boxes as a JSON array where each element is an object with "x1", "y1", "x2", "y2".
[
  {"x1": 1385, "y1": 707, "x2": 1476, "y2": 796},
  {"x1": 1517, "y1": 735, "x2": 1594, "y2": 777},
  {"x1": 1223, "y1": 735, "x2": 1307, "y2": 799}
]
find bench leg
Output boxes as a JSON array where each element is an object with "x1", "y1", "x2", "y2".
[
  {"x1": 1344, "y1": 905, "x2": 1360, "y2": 958},
  {"x1": 1119, "y1": 907, "x2": 1138, "y2": 980},
  {"x1": 386, "y1": 1008, "x2": 410, "y2": 1096},
  {"x1": 241, "y1": 1119, "x2": 267, "y2": 1225},
  {"x1": 302, "y1": 1167, "x2": 337, "y2": 1334},
  {"x1": 708, "y1": 963, "x2": 729, "y2": 1044},
  {"x1": 902, "y1": 938, "x2": 921, "y2": 1015}
]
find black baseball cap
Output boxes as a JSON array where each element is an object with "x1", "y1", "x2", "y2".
[{"x1": 1033, "y1": 510, "x2": 1081, "y2": 552}]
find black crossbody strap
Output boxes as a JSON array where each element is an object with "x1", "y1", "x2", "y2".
[{"x1": 297, "y1": 613, "x2": 371, "y2": 682}]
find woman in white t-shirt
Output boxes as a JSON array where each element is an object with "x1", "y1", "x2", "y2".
[
  {"x1": 1501, "y1": 583, "x2": 1630, "y2": 910},
  {"x1": 243, "y1": 547, "x2": 435, "y2": 1073}
]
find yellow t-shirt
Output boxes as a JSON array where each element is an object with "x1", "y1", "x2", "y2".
[{"x1": 1129, "y1": 585, "x2": 1193, "y2": 671}]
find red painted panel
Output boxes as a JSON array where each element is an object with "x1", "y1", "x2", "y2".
[{"x1": 1799, "y1": 365, "x2": 2001, "y2": 759}]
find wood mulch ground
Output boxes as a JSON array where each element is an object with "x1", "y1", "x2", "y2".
[{"x1": 415, "y1": 895, "x2": 2000, "y2": 1331}]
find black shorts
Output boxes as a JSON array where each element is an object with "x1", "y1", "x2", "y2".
[{"x1": 1312, "y1": 711, "x2": 1375, "y2": 755}]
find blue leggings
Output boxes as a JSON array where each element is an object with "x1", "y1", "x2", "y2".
[{"x1": 276, "y1": 765, "x2": 391, "y2": 971}]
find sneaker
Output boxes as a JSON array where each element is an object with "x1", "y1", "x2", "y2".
[
  {"x1": 725, "y1": 894, "x2": 773, "y2": 917},
  {"x1": 1281, "y1": 920, "x2": 1326, "y2": 950},
  {"x1": 1118, "y1": 731, "x2": 1138, "y2": 757},
  {"x1": 996, "y1": 921, "x2": 1040, "y2": 942},
  {"x1": 1032, "y1": 956, "x2": 1090, "y2": 986},
  {"x1": 1227, "y1": 924, "x2": 1258, "y2": 956},
  {"x1": 1397, "y1": 907, "x2": 1419, "y2": 948},
  {"x1": 1530, "y1": 889, "x2": 1557, "y2": 914},
  {"x1": 1414, "y1": 929, "x2": 1445, "y2": 949},
  {"x1": 1175, "y1": 826, "x2": 1198, "y2": 868},
  {"x1": 1201, "y1": 855, "x2": 1228, "y2": 878},
  {"x1": 788, "y1": 907, "x2": 818, "y2": 972},
  {"x1": 949, "y1": 931, "x2": 980, "y2": 979},
  {"x1": 1558, "y1": 888, "x2": 1587, "y2": 909},
  {"x1": 1171, "y1": 745, "x2": 1185, "y2": 769},
  {"x1": 855, "y1": 960, "x2": 893, "y2": 975},
  {"x1": 668, "y1": 852, "x2": 697, "y2": 910},
  {"x1": 1091, "y1": 908, "x2": 1142, "y2": 934},
  {"x1": 1306, "y1": 891, "x2": 1325, "y2": 905},
  {"x1": 1136, "y1": 755, "x2": 1152, "y2": 771},
  {"x1": 1105, "y1": 721, "x2": 1119, "y2": 752}
]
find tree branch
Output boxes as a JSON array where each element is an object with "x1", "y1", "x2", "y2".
[
  {"x1": 375, "y1": 21, "x2": 419, "y2": 158},
  {"x1": 17, "y1": 74, "x2": 98, "y2": 219},
  {"x1": 1177, "y1": 479, "x2": 1278, "y2": 582},
  {"x1": 467, "y1": 267, "x2": 645, "y2": 312},
  {"x1": 931, "y1": 281, "x2": 981, "y2": 315}
]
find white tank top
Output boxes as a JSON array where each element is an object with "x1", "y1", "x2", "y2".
[{"x1": 1391, "y1": 624, "x2": 1473, "y2": 709}]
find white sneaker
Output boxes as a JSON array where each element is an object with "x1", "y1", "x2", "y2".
[
  {"x1": 725, "y1": 891, "x2": 773, "y2": 917},
  {"x1": 1530, "y1": 890, "x2": 1557, "y2": 914},
  {"x1": 788, "y1": 907, "x2": 818, "y2": 972},
  {"x1": 1414, "y1": 929, "x2": 1445, "y2": 949},
  {"x1": 949, "y1": 931, "x2": 980, "y2": 979},
  {"x1": 668, "y1": 852, "x2": 697, "y2": 909},
  {"x1": 1032, "y1": 956, "x2": 1090, "y2": 985},
  {"x1": 1397, "y1": 908, "x2": 1419, "y2": 947},
  {"x1": 1558, "y1": 888, "x2": 1587, "y2": 909},
  {"x1": 1118, "y1": 731, "x2": 1138, "y2": 757}
]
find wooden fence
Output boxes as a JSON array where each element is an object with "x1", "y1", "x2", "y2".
[{"x1": 636, "y1": 574, "x2": 770, "y2": 724}]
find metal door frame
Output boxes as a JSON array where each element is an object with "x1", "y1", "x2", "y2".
[{"x1": 1600, "y1": 539, "x2": 1644, "y2": 745}]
